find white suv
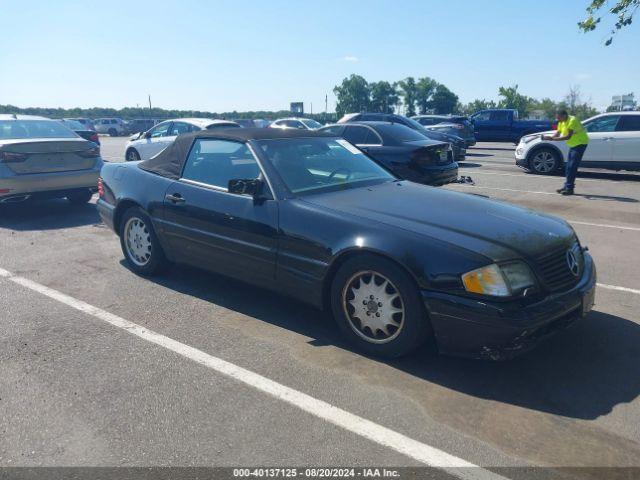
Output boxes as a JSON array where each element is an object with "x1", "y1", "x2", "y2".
[
  {"x1": 515, "y1": 112, "x2": 640, "y2": 174},
  {"x1": 95, "y1": 118, "x2": 128, "y2": 137}
]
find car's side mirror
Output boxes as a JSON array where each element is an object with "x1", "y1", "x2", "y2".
[{"x1": 228, "y1": 178, "x2": 263, "y2": 197}]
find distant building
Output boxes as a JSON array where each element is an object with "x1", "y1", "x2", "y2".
[{"x1": 610, "y1": 94, "x2": 636, "y2": 111}]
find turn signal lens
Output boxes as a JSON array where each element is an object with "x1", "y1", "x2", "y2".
[{"x1": 462, "y1": 264, "x2": 510, "y2": 297}]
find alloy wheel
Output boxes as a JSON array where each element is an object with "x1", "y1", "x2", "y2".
[
  {"x1": 124, "y1": 217, "x2": 152, "y2": 266},
  {"x1": 531, "y1": 151, "x2": 557, "y2": 173},
  {"x1": 342, "y1": 271, "x2": 405, "y2": 344}
]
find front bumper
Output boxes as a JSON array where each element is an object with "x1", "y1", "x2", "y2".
[{"x1": 423, "y1": 253, "x2": 596, "y2": 360}]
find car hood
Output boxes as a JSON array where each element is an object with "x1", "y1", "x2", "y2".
[{"x1": 302, "y1": 181, "x2": 575, "y2": 262}]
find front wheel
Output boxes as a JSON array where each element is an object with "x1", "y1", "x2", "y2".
[
  {"x1": 125, "y1": 148, "x2": 140, "y2": 162},
  {"x1": 119, "y1": 207, "x2": 167, "y2": 275},
  {"x1": 528, "y1": 148, "x2": 560, "y2": 175},
  {"x1": 330, "y1": 254, "x2": 431, "y2": 358}
]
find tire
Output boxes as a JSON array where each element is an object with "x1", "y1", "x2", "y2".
[
  {"x1": 119, "y1": 206, "x2": 167, "y2": 275},
  {"x1": 67, "y1": 190, "x2": 93, "y2": 204},
  {"x1": 125, "y1": 148, "x2": 140, "y2": 162},
  {"x1": 528, "y1": 147, "x2": 561, "y2": 175},
  {"x1": 330, "y1": 254, "x2": 431, "y2": 358},
  {"x1": 108, "y1": 128, "x2": 118, "y2": 137}
]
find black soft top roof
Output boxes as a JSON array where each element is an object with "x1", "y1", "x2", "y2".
[{"x1": 139, "y1": 128, "x2": 332, "y2": 179}]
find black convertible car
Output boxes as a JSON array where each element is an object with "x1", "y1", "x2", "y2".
[{"x1": 97, "y1": 128, "x2": 596, "y2": 359}]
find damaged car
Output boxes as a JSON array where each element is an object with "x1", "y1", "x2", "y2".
[{"x1": 97, "y1": 128, "x2": 596, "y2": 359}]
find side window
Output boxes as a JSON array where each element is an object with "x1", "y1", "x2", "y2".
[
  {"x1": 489, "y1": 111, "x2": 509, "y2": 121},
  {"x1": 617, "y1": 115, "x2": 640, "y2": 132},
  {"x1": 284, "y1": 120, "x2": 304, "y2": 129},
  {"x1": 360, "y1": 114, "x2": 381, "y2": 121},
  {"x1": 169, "y1": 122, "x2": 192, "y2": 136},
  {"x1": 472, "y1": 111, "x2": 491, "y2": 122},
  {"x1": 342, "y1": 126, "x2": 370, "y2": 145},
  {"x1": 111, "y1": 119, "x2": 117, "y2": 124},
  {"x1": 417, "y1": 118, "x2": 436, "y2": 126},
  {"x1": 149, "y1": 122, "x2": 172, "y2": 138},
  {"x1": 364, "y1": 129, "x2": 382, "y2": 145},
  {"x1": 182, "y1": 139, "x2": 261, "y2": 190},
  {"x1": 320, "y1": 126, "x2": 343, "y2": 136},
  {"x1": 584, "y1": 116, "x2": 620, "y2": 133}
]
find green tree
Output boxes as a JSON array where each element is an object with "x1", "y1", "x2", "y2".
[
  {"x1": 397, "y1": 77, "x2": 418, "y2": 117},
  {"x1": 415, "y1": 77, "x2": 438, "y2": 114},
  {"x1": 428, "y1": 84, "x2": 459, "y2": 114},
  {"x1": 528, "y1": 97, "x2": 559, "y2": 119},
  {"x1": 369, "y1": 81, "x2": 399, "y2": 113},
  {"x1": 461, "y1": 99, "x2": 497, "y2": 115},
  {"x1": 333, "y1": 74, "x2": 370, "y2": 118},
  {"x1": 579, "y1": 0, "x2": 639, "y2": 45},
  {"x1": 497, "y1": 84, "x2": 533, "y2": 117}
]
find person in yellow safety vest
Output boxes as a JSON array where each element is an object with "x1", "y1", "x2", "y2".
[{"x1": 542, "y1": 109, "x2": 589, "y2": 196}]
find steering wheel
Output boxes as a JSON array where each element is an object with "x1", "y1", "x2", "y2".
[{"x1": 328, "y1": 168, "x2": 353, "y2": 181}]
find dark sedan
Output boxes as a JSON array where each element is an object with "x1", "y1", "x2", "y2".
[
  {"x1": 412, "y1": 115, "x2": 476, "y2": 147},
  {"x1": 97, "y1": 128, "x2": 596, "y2": 359},
  {"x1": 318, "y1": 122, "x2": 458, "y2": 186},
  {"x1": 58, "y1": 119, "x2": 101, "y2": 146},
  {"x1": 338, "y1": 112, "x2": 467, "y2": 162}
]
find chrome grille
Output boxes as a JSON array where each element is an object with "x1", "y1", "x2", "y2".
[{"x1": 536, "y1": 242, "x2": 583, "y2": 292}]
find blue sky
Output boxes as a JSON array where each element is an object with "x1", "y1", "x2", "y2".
[{"x1": 1, "y1": 0, "x2": 638, "y2": 112}]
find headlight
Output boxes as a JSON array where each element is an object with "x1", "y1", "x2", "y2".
[
  {"x1": 462, "y1": 262, "x2": 536, "y2": 297},
  {"x1": 521, "y1": 135, "x2": 538, "y2": 144}
]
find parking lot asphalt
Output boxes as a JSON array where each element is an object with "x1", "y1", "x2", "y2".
[{"x1": 1, "y1": 137, "x2": 639, "y2": 477}]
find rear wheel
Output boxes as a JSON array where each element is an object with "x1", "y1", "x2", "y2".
[
  {"x1": 330, "y1": 254, "x2": 431, "y2": 358},
  {"x1": 108, "y1": 128, "x2": 118, "y2": 137},
  {"x1": 125, "y1": 148, "x2": 140, "y2": 162},
  {"x1": 67, "y1": 190, "x2": 93, "y2": 204},
  {"x1": 119, "y1": 206, "x2": 167, "y2": 275},
  {"x1": 528, "y1": 147, "x2": 560, "y2": 175}
]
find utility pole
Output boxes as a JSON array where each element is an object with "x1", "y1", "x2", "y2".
[
  {"x1": 310, "y1": 102, "x2": 313, "y2": 115},
  {"x1": 148, "y1": 95, "x2": 152, "y2": 116}
]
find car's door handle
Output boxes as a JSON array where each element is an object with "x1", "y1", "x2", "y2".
[
  {"x1": 165, "y1": 193, "x2": 185, "y2": 204},
  {"x1": 602, "y1": 137, "x2": 614, "y2": 141}
]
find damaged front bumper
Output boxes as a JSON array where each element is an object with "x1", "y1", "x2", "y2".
[{"x1": 422, "y1": 253, "x2": 596, "y2": 360}]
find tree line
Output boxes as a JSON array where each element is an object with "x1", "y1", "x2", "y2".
[
  {"x1": 333, "y1": 74, "x2": 459, "y2": 118},
  {"x1": 0, "y1": 105, "x2": 337, "y2": 123},
  {"x1": 334, "y1": 75, "x2": 601, "y2": 120}
]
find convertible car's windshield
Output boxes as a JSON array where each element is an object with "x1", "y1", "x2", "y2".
[{"x1": 257, "y1": 137, "x2": 395, "y2": 195}]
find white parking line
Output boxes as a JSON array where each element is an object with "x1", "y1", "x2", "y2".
[
  {"x1": 597, "y1": 283, "x2": 640, "y2": 295},
  {"x1": 569, "y1": 221, "x2": 640, "y2": 232},
  {"x1": 461, "y1": 171, "x2": 614, "y2": 183},
  {"x1": 0, "y1": 267, "x2": 506, "y2": 480},
  {"x1": 448, "y1": 184, "x2": 556, "y2": 195}
]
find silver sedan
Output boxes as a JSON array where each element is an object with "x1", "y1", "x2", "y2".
[{"x1": 0, "y1": 114, "x2": 103, "y2": 204}]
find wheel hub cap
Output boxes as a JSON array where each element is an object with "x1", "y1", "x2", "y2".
[
  {"x1": 125, "y1": 217, "x2": 152, "y2": 266},
  {"x1": 343, "y1": 271, "x2": 405, "y2": 344}
]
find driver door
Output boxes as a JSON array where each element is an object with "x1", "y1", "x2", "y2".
[
  {"x1": 582, "y1": 115, "x2": 620, "y2": 163},
  {"x1": 162, "y1": 138, "x2": 278, "y2": 286}
]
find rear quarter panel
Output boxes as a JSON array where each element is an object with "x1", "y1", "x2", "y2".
[{"x1": 99, "y1": 162, "x2": 173, "y2": 235}]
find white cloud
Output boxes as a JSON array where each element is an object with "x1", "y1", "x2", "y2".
[{"x1": 342, "y1": 55, "x2": 359, "y2": 62}]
